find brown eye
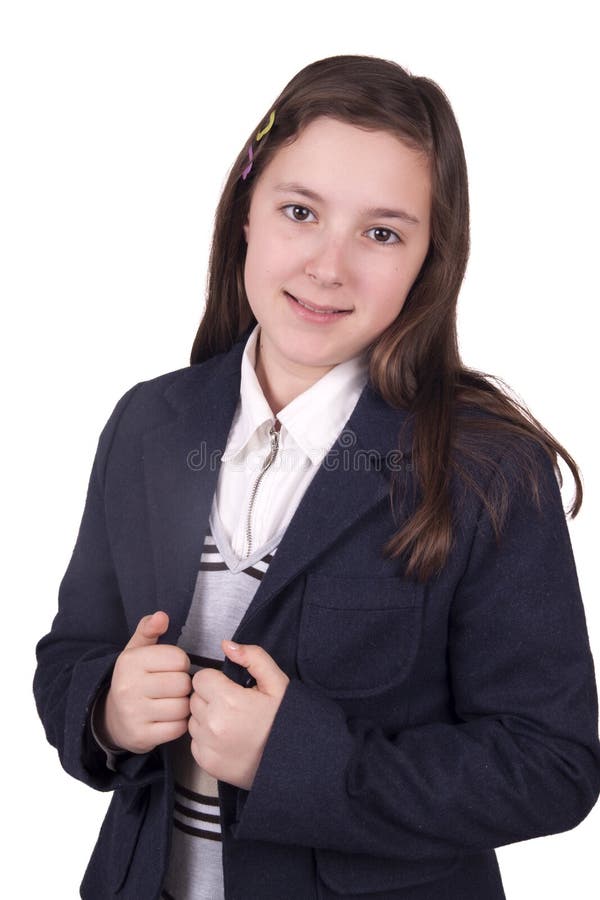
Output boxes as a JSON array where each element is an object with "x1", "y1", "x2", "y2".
[
  {"x1": 282, "y1": 204, "x2": 316, "y2": 223},
  {"x1": 367, "y1": 227, "x2": 401, "y2": 245}
]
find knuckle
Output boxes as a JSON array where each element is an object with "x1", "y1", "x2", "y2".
[
  {"x1": 176, "y1": 648, "x2": 192, "y2": 669},
  {"x1": 195, "y1": 667, "x2": 216, "y2": 686},
  {"x1": 207, "y1": 712, "x2": 225, "y2": 738},
  {"x1": 224, "y1": 693, "x2": 236, "y2": 711},
  {"x1": 158, "y1": 645, "x2": 188, "y2": 670},
  {"x1": 192, "y1": 669, "x2": 205, "y2": 689},
  {"x1": 111, "y1": 679, "x2": 130, "y2": 703},
  {"x1": 171, "y1": 722, "x2": 187, "y2": 741},
  {"x1": 176, "y1": 697, "x2": 190, "y2": 716},
  {"x1": 175, "y1": 651, "x2": 190, "y2": 669}
]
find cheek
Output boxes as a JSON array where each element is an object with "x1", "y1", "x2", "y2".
[
  {"x1": 243, "y1": 253, "x2": 268, "y2": 320},
  {"x1": 359, "y1": 278, "x2": 412, "y2": 332},
  {"x1": 367, "y1": 269, "x2": 411, "y2": 308},
  {"x1": 243, "y1": 249, "x2": 260, "y2": 302},
  {"x1": 245, "y1": 236, "x2": 285, "y2": 288},
  {"x1": 387, "y1": 260, "x2": 422, "y2": 302}
]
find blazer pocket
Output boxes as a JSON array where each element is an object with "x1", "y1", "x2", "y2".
[
  {"x1": 315, "y1": 847, "x2": 462, "y2": 897},
  {"x1": 297, "y1": 575, "x2": 425, "y2": 699}
]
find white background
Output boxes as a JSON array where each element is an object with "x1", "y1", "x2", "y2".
[{"x1": 2, "y1": 1, "x2": 599, "y2": 896}]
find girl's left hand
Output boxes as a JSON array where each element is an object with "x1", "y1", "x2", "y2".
[{"x1": 188, "y1": 640, "x2": 290, "y2": 791}]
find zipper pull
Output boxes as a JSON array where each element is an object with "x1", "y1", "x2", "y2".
[{"x1": 261, "y1": 418, "x2": 281, "y2": 468}]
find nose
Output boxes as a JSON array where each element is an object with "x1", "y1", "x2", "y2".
[{"x1": 304, "y1": 232, "x2": 346, "y2": 287}]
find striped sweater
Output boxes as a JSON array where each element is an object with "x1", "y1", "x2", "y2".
[{"x1": 161, "y1": 504, "x2": 285, "y2": 900}]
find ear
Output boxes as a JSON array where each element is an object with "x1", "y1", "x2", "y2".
[{"x1": 243, "y1": 217, "x2": 249, "y2": 243}]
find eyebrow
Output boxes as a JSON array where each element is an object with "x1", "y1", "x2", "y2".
[{"x1": 273, "y1": 181, "x2": 421, "y2": 226}]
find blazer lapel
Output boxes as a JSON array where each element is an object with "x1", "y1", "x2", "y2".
[
  {"x1": 142, "y1": 341, "x2": 245, "y2": 644},
  {"x1": 236, "y1": 382, "x2": 414, "y2": 635},
  {"x1": 142, "y1": 337, "x2": 414, "y2": 644}
]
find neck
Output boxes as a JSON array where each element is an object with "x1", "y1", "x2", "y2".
[{"x1": 254, "y1": 334, "x2": 331, "y2": 415}]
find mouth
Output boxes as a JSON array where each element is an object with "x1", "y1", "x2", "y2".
[{"x1": 284, "y1": 291, "x2": 352, "y2": 315}]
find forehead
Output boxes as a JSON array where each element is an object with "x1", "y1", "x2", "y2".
[{"x1": 258, "y1": 116, "x2": 431, "y2": 214}]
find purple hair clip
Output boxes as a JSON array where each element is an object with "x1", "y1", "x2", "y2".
[
  {"x1": 241, "y1": 143, "x2": 254, "y2": 181},
  {"x1": 241, "y1": 109, "x2": 276, "y2": 181}
]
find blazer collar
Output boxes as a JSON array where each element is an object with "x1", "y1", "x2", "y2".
[{"x1": 142, "y1": 333, "x2": 414, "y2": 643}]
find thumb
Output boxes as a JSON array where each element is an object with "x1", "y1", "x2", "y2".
[
  {"x1": 222, "y1": 640, "x2": 290, "y2": 697},
  {"x1": 126, "y1": 611, "x2": 169, "y2": 650}
]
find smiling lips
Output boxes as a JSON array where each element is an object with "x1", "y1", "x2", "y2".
[{"x1": 285, "y1": 291, "x2": 351, "y2": 314}]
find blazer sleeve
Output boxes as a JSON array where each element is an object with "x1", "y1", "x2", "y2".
[
  {"x1": 32, "y1": 383, "x2": 165, "y2": 793},
  {"x1": 232, "y1": 443, "x2": 600, "y2": 859}
]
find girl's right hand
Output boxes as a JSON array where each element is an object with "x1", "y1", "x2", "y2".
[{"x1": 95, "y1": 611, "x2": 192, "y2": 755}]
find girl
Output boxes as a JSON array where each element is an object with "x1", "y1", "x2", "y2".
[{"x1": 33, "y1": 54, "x2": 600, "y2": 899}]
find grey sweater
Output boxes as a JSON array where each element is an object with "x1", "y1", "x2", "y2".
[{"x1": 161, "y1": 506, "x2": 284, "y2": 899}]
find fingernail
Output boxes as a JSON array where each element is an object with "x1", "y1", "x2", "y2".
[{"x1": 226, "y1": 641, "x2": 240, "y2": 651}]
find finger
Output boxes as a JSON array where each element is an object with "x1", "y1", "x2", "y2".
[
  {"x1": 143, "y1": 696, "x2": 191, "y2": 723},
  {"x1": 148, "y1": 718, "x2": 190, "y2": 748},
  {"x1": 221, "y1": 641, "x2": 289, "y2": 696},
  {"x1": 146, "y1": 670, "x2": 193, "y2": 699},
  {"x1": 192, "y1": 667, "x2": 230, "y2": 702},
  {"x1": 189, "y1": 691, "x2": 209, "y2": 720},
  {"x1": 135, "y1": 644, "x2": 191, "y2": 673},
  {"x1": 187, "y1": 707, "x2": 209, "y2": 742},
  {"x1": 125, "y1": 611, "x2": 169, "y2": 650}
]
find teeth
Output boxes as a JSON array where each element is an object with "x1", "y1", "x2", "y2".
[{"x1": 293, "y1": 295, "x2": 342, "y2": 314}]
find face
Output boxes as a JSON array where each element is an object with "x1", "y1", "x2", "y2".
[{"x1": 243, "y1": 116, "x2": 431, "y2": 389}]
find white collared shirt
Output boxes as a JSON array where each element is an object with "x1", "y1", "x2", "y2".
[{"x1": 213, "y1": 323, "x2": 370, "y2": 560}]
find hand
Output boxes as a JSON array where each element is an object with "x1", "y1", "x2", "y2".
[
  {"x1": 97, "y1": 611, "x2": 192, "y2": 755},
  {"x1": 188, "y1": 641, "x2": 290, "y2": 791}
]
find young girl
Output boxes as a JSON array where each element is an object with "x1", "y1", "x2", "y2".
[{"x1": 33, "y1": 54, "x2": 600, "y2": 900}]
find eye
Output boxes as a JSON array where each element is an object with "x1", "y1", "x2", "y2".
[
  {"x1": 365, "y1": 227, "x2": 402, "y2": 245},
  {"x1": 281, "y1": 204, "x2": 316, "y2": 223}
]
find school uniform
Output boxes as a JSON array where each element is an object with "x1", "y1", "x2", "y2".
[{"x1": 33, "y1": 322, "x2": 600, "y2": 899}]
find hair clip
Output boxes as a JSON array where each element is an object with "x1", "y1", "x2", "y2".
[
  {"x1": 241, "y1": 144, "x2": 254, "y2": 181},
  {"x1": 256, "y1": 109, "x2": 276, "y2": 141},
  {"x1": 241, "y1": 109, "x2": 276, "y2": 181}
]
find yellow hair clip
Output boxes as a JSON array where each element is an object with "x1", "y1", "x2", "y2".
[{"x1": 256, "y1": 109, "x2": 276, "y2": 141}]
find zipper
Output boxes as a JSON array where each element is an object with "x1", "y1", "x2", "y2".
[{"x1": 244, "y1": 418, "x2": 281, "y2": 558}]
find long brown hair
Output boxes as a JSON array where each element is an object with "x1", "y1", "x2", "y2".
[{"x1": 190, "y1": 54, "x2": 582, "y2": 582}]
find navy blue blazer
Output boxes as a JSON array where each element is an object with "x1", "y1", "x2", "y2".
[{"x1": 33, "y1": 329, "x2": 600, "y2": 899}]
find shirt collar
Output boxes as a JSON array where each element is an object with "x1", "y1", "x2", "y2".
[{"x1": 221, "y1": 323, "x2": 370, "y2": 465}]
